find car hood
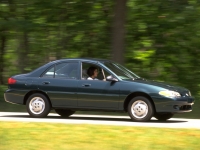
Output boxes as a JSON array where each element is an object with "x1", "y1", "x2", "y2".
[{"x1": 131, "y1": 78, "x2": 189, "y2": 93}]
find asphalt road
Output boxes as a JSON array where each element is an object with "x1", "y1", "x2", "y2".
[{"x1": 0, "y1": 112, "x2": 200, "y2": 129}]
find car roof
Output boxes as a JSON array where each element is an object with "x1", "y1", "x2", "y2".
[{"x1": 51, "y1": 58, "x2": 111, "y2": 63}]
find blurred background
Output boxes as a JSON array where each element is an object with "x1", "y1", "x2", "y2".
[{"x1": 0, "y1": 0, "x2": 199, "y2": 118}]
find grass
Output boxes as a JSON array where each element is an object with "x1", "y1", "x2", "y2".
[{"x1": 0, "y1": 122, "x2": 200, "y2": 150}]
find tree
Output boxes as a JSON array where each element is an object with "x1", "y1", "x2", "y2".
[{"x1": 111, "y1": 0, "x2": 127, "y2": 64}]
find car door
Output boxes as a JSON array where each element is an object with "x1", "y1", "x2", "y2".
[
  {"x1": 77, "y1": 62, "x2": 120, "y2": 109},
  {"x1": 38, "y1": 61, "x2": 79, "y2": 107}
]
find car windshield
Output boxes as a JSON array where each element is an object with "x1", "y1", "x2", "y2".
[{"x1": 103, "y1": 62, "x2": 140, "y2": 80}]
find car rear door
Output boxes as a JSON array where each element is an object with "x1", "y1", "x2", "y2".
[{"x1": 38, "y1": 61, "x2": 79, "y2": 108}]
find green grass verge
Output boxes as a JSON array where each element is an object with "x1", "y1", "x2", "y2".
[
  {"x1": 0, "y1": 122, "x2": 200, "y2": 150},
  {"x1": 0, "y1": 85, "x2": 199, "y2": 118}
]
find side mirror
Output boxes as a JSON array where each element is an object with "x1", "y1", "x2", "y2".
[{"x1": 106, "y1": 75, "x2": 118, "y2": 82}]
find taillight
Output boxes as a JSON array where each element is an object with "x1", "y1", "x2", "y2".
[{"x1": 8, "y1": 78, "x2": 16, "y2": 84}]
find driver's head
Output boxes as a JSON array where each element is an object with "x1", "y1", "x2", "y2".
[{"x1": 87, "y1": 66, "x2": 98, "y2": 77}]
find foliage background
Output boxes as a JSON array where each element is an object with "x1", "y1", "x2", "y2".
[{"x1": 0, "y1": 0, "x2": 199, "y2": 118}]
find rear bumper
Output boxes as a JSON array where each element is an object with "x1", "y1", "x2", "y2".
[{"x1": 4, "y1": 89, "x2": 25, "y2": 105}]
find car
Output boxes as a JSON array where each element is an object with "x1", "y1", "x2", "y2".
[{"x1": 4, "y1": 58, "x2": 195, "y2": 122}]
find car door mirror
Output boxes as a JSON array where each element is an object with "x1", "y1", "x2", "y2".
[{"x1": 106, "y1": 75, "x2": 118, "y2": 82}]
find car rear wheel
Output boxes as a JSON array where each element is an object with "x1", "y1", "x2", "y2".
[
  {"x1": 55, "y1": 109, "x2": 75, "y2": 117},
  {"x1": 128, "y1": 96, "x2": 154, "y2": 122},
  {"x1": 154, "y1": 113, "x2": 174, "y2": 121},
  {"x1": 26, "y1": 93, "x2": 51, "y2": 118}
]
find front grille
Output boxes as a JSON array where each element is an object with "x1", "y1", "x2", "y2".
[{"x1": 179, "y1": 105, "x2": 192, "y2": 110}]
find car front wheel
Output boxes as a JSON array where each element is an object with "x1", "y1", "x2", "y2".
[
  {"x1": 128, "y1": 96, "x2": 154, "y2": 122},
  {"x1": 154, "y1": 113, "x2": 174, "y2": 121},
  {"x1": 26, "y1": 93, "x2": 51, "y2": 118},
  {"x1": 55, "y1": 109, "x2": 75, "y2": 117}
]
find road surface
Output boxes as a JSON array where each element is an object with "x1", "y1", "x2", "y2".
[{"x1": 0, "y1": 112, "x2": 200, "y2": 129}]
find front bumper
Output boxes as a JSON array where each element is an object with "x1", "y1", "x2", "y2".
[{"x1": 152, "y1": 96, "x2": 195, "y2": 113}]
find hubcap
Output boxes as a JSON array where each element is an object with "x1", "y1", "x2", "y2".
[
  {"x1": 29, "y1": 97, "x2": 45, "y2": 114},
  {"x1": 131, "y1": 100, "x2": 148, "y2": 119}
]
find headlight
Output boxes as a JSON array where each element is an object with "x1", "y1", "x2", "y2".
[{"x1": 159, "y1": 90, "x2": 181, "y2": 98}]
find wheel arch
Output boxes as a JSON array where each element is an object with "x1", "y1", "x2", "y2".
[
  {"x1": 124, "y1": 91, "x2": 156, "y2": 112},
  {"x1": 23, "y1": 90, "x2": 52, "y2": 107}
]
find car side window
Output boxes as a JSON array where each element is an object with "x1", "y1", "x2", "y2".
[
  {"x1": 81, "y1": 62, "x2": 111, "y2": 81},
  {"x1": 42, "y1": 66, "x2": 55, "y2": 78},
  {"x1": 42, "y1": 62, "x2": 78, "y2": 79}
]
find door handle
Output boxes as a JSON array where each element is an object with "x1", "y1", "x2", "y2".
[
  {"x1": 82, "y1": 84, "x2": 91, "y2": 87},
  {"x1": 43, "y1": 81, "x2": 50, "y2": 85}
]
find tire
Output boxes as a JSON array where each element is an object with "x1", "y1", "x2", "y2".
[
  {"x1": 26, "y1": 93, "x2": 51, "y2": 118},
  {"x1": 154, "y1": 113, "x2": 174, "y2": 121},
  {"x1": 128, "y1": 96, "x2": 154, "y2": 122},
  {"x1": 55, "y1": 109, "x2": 75, "y2": 118}
]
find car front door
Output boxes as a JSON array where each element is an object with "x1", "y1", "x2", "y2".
[
  {"x1": 38, "y1": 61, "x2": 79, "y2": 108},
  {"x1": 77, "y1": 62, "x2": 120, "y2": 109}
]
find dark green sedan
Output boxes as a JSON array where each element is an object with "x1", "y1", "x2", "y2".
[{"x1": 4, "y1": 58, "x2": 195, "y2": 122}]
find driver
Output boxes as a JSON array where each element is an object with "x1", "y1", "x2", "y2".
[{"x1": 87, "y1": 66, "x2": 98, "y2": 80}]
